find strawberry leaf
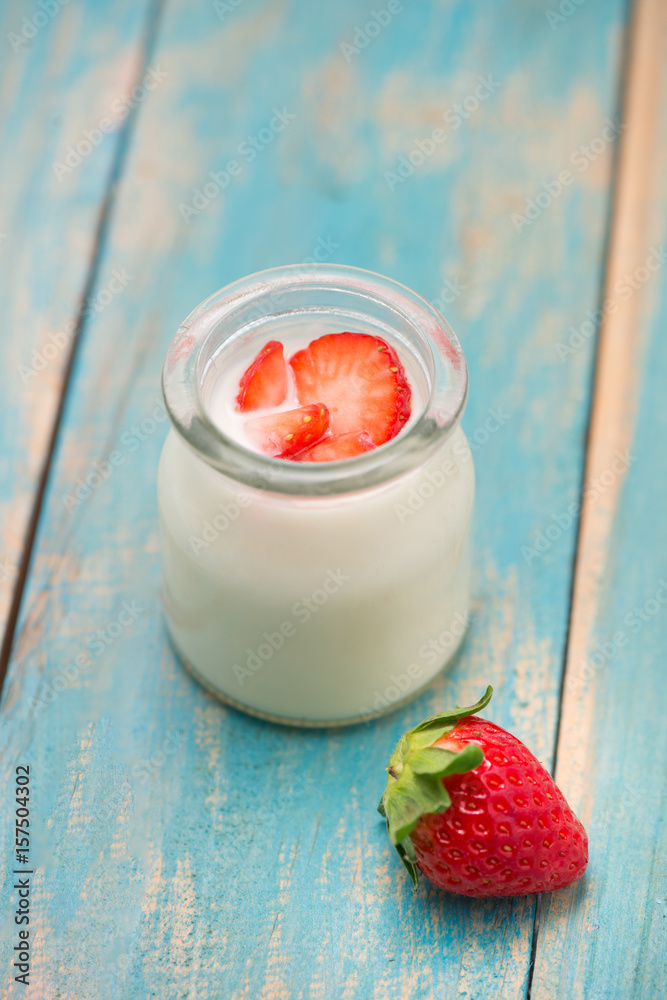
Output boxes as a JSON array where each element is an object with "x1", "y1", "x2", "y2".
[
  {"x1": 379, "y1": 687, "x2": 493, "y2": 888},
  {"x1": 410, "y1": 747, "x2": 467, "y2": 775},
  {"x1": 395, "y1": 835, "x2": 420, "y2": 889},
  {"x1": 409, "y1": 686, "x2": 493, "y2": 748},
  {"x1": 382, "y1": 766, "x2": 452, "y2": 844}
]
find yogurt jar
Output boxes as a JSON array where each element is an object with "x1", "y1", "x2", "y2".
[{"x1": 158, "y1": 264, "x2": 474, "y2": 726}]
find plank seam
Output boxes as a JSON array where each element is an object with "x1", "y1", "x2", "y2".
[
  {"x1": 547, "y1": 0, "x2": 637, "y2": 783},
  {"x1": 525, "y1": 0, "x2": 637, "y2": 995},
  {"x1": 0, "y1": 0, "x2": 167, "y2": 696}
]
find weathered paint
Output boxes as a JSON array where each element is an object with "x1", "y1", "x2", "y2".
[
  {"x1": 0, "y1": 0, "x2": 156, "y2": 648},
  {"x1": 532, "y1": 1, "x2": 667, "y2": 996},
  {"x1": 1, "y1": 0, "x2": 653, "y2": 997}
]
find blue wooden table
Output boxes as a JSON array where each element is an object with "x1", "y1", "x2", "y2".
[{"x1": 1, "y1": 0, "x2": 666, "y2": 996}]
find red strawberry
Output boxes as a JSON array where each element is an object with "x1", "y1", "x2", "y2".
[
  {"x1": 379, "y1": 687, "x2": 588, "y2": 896},
  {"x1": 237, "y1": 340, "x2": 288, "y2": 411},
  {"x1": 289, "y1": 333, "x2": 411, "y2": 446},
  {"x1": 245, "y1": 404, "x2": 329, "y2": 458},
  {"x1": 296, "y1": 430, "x2": 376, "y2": 463}
]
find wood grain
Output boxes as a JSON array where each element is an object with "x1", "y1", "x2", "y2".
[
  {"x1": 531, "y1": 0, "x2": 667, "y2": 996},
  {"x1": 0, "y1": 0, "x2": 157, "y2": 661},
  {"x1": 0, "y1": 1, "x2": 629, "y2": 997}
]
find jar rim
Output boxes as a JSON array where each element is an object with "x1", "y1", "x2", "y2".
[{"x1": 162, "y1": 263, "x2": 468, "y2": 495}]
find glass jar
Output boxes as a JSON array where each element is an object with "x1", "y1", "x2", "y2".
[{"x1": 159, "y1": 264, "x2": 473, "y2": 726}]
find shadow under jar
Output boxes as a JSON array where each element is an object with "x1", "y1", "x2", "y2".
[{"x1": 158, "y1": 264, "x2": 474, "y2": 726}]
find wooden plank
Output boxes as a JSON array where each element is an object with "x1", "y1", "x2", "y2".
[
  {"x1": 531, "y1": 0, "x2": 667, "y2": 996},
  {"x1": 0, "y1": 0, "x2": 157, "y2": 661},
  {"x1": 0, "y1": 0, "x2": 626, "y2": 996}
]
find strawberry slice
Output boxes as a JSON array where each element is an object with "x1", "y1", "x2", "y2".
[
  {"x1": 237, "y1": 340, "x2": 288, "y2": 411},
  {"x1": 296, "y1": 431, "x2": 376, "y2": 463},
  {"x1": 289, "y1": 333, "x2": 411, "y2": 446},
  {"x1": 245, "y1": 404, "x2": 329, "y2": 458}
]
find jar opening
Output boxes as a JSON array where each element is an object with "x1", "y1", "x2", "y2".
[{"x1": 162, "y1": 264, "x2": 468, "y2": 496}]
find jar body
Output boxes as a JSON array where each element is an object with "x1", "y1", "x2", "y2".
[{"x1": 158, "y1": 424, "x2": 474, "y2": 725}]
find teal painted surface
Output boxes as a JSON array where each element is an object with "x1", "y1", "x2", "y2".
[
  {"x1": 0, "y1": 0, "x2": 156, "y2": 637},
  {"x1": 532, "y1": 53, "x2": 667, "y2": 998},
  {"x1": 0, "y1": 1, "x2": 641, "y2": 997}
]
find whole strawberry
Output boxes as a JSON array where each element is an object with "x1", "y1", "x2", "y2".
[{"x1": 378, "y1": 687, "x2": 588, "y2": 896}]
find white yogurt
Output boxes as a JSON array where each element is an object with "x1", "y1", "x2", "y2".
[{"x1": 158, "y1": 330, "x2": 474, "y2": 725}]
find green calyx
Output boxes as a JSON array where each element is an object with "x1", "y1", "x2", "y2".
[{"x1": 378, "y1": 686, "x2": 493, "y2": 888}]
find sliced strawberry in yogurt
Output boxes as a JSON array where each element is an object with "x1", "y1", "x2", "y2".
[
  {"x1": 296, "y1": 431, "x2": 376, "y2": 462},
  {"x1": 245, "y1": 404, "x2": 329, "y2": 458},
  {"x1": 289, "y1": 333, "x2": 411, "y2": 446},
  {"x1": 237, "y1": 340, "x2": 288, "y2": 411}
]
